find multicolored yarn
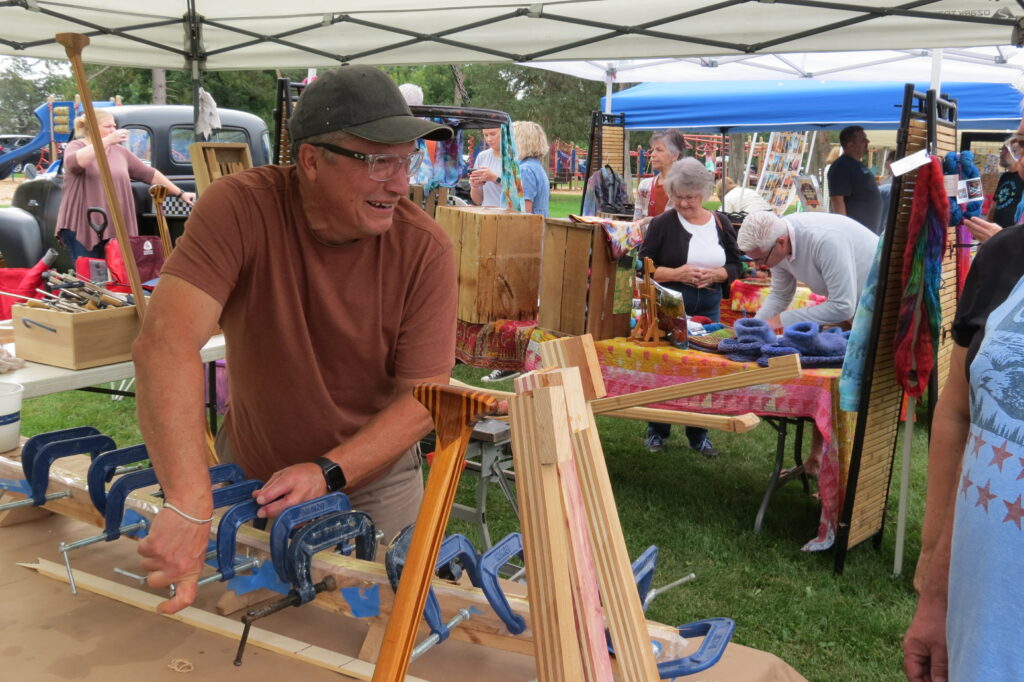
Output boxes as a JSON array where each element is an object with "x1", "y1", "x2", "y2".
[{"x1": 895, "y1": 155, "x2": 949, "y2": 398}]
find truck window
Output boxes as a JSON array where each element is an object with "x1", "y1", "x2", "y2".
[
  {"x1": 124, "y1": 128, "x2": 153, "y2": 165},
  {"x1": 169, "y1": 127, "x2": 251, "y2": 166}
]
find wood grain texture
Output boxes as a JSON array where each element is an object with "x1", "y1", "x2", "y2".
[
  {"x1": 371, "y1": 384, "x2": 498, "y2": 682},
  {"x1": 25, "y1": 559, "x2": 429, "y2": 682}
]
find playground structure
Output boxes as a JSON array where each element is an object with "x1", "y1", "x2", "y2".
[{"x1": 0, "y1": 98, "x2": 77, "y2": 180}]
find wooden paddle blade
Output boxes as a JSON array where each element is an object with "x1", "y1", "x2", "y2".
[
  {"x1": 55, "y1": 33, "x2": 90, "y2": 54},
  {"x1": 413, "y1": 383, "x2": 499, "y2": 446}
]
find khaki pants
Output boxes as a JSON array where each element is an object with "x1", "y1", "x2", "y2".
[{"x1": 215, "y1": 429, "x2": 424, "y2": 545}]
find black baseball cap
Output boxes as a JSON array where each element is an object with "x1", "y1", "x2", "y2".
[{"x1": 289, "y1": 65, "x2": 452, "y2": 144}]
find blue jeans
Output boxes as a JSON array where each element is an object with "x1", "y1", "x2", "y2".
[
  {"x1": 59, "y1": 229, "x2": 106, "y2": 262},
  {"x1": 648, "y1": 283, "x2": 723, "y2": 448}
]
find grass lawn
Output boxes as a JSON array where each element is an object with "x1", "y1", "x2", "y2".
[{"x1": 22, "y1": 369, "x2": 927, "y2": 682}]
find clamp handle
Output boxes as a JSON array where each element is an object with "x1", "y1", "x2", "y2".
[
  {"x1": 215, "y1": 499, "x2": 267, "y2": 580},
  {"x1": 657, "y1": 618, "x2": 735, "y2": 679},
  {"x1": 477, "y1": 532, "x2": 527, "y2": 635},
  {"x1": 87, "y1": 444, "x2": 149, "y2": 514},
  {"x1": 287, "y1": 510, "x2": 375, "y2": 603},
  {"x1": 269, "y1": 492, "x2": 351, "y2": 584},
  {"x1": 102, "y1": 467, "x2": 159, "y2": 540},
  {"x1": 631, "y1": 544, "x2": 659, "y2": 611},
  {"x1": 28, "y1": 430, "x2": 117, "y2": 503}
]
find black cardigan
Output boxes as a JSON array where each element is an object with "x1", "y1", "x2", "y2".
[{"x1": 637, "y1": 209, "x2": 744, "y2": 298}]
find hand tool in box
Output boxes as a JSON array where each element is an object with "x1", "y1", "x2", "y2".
[
  {"x1": 0, "y1": 427, "x2": 116, "y2": 512},
  {"x1": 233, "y1": 493, "x2": 375, "y2": 666}
]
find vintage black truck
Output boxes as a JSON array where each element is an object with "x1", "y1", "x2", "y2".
[{"x1": 0, "y1": 104, "x2": 270, "y2": 272}]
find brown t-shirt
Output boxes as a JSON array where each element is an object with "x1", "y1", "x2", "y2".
[
  {"x1": 55, "y1": 138, "x2": 157, "y2": 250},
  {"x1": 162, "y1": 165, "x2": 457, "y2": 482}
]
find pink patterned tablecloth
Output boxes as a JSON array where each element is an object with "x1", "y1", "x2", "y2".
[{"x1": 525, "y1": 333, "x2": 852, "y2": 551}]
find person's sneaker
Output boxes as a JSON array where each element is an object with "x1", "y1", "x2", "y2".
[
  {"x1": 691, "y1": 438, "x2": 720, "y2": 458},
  {"x1": 644, "y1": 433, "x2": 666, "y2": 452},
  {"x1": 481, "y1": 369, "x2": 522, "y2": 383}
]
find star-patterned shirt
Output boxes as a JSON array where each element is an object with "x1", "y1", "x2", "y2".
[{"x1": 948, "y1": 272, "x2": 1024, "y2": 680}]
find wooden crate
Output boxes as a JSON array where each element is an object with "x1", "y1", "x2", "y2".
[
  {"x1": 12, "y1": 304, "x2": 140, "y2": 369},
  {"x1": 435, "y1": 206, "x2": 543, "y2": 324},
  {"x1": 190, "y1": 142, "x2": 253, "y2": 194},
  {"x1": 538, "y1": 218, "x2": 630, "y2": 340}
]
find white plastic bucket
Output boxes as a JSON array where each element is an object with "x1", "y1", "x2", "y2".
[{"x1": 0, "y1": 382, "x2": 24, "y2": 452}]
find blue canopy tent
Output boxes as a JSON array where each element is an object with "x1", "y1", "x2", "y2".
[{"x1": 601, "y1": 80, "x2": 1022, "y2": 132}]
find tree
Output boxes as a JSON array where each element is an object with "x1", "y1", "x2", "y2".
[{"x1": 0, "y1": 58, "x2": 71, "y2": 134}]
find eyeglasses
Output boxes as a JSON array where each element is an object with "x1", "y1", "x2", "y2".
[
  {"x1": 1004, "y1": 141, "x2": 1021, "y2": 163},
  {"x1": 308, "y1": 142, "x2": 424, "y2": 182},
  {"x1": 752, "y1": 242, "x2": 777, "y2": 267},
  {"x1": 673, "y1": 194, "x2": 704, "y2": 205}
]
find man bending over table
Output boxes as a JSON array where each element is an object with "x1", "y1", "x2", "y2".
[
  {"x1": 132, "y1": 66, "x2": 457, "y2": 614},
  {"x1": 737, "y1": 211, "x2": 878, "y2": 328}
]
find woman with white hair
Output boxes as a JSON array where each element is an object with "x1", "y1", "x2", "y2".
[
  {"x1": 512, "y1": 120, "x2": 550, "y2": 217},
  {"x1": 637, "y1": 157, "x2": 745, "y2": 456},
  {"x1": 634, "y1": 129, "x2": 686, "y2": 222}
]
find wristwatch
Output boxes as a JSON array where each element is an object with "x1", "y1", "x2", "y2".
[{"x1": 314, "y1": 456, "x2": 347, "y2": 492}]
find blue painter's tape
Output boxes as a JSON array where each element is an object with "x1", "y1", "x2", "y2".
[
  {"x1": 341, "y1": 584, "x2": 380, "y2": 618},
  {"x1": 0, "y1": 411, "x2": 19, "y2": 426},
  {"x1": 225, "y1": 560, "x2": 289, "y2": 596},
  {"x1": 122, "y1": 509, "x2": 149, "y2": 540},
  {"x1": 0, "y1": 477, "x2": 31, "y2": 495}
]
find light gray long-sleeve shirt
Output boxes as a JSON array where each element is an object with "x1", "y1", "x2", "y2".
[{"x1": 755, "y1": 212, "x2": 879, "y2": 326}]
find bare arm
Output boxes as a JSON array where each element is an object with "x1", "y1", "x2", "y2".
[
  {"x1": 253, "y1": 370, "x2": 449, "y2": 518},
  {"x1": 151, "y1": 170, "x2": 196, "y2": 206},
  {"x1": 830, "y1": 195, "x2": 847, "y2": 216},
  {"x1": 72, "y1": 129, "x2": 128, "y2": 167},
  {"x1": 134, "y1": 274, "x2": 221, "y2": 614},
  {"x1": 903, "y1": 344, "x2": 971, "y2": 681}
]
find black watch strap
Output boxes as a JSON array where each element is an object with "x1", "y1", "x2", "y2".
[{"x1": 314, "y1": 456, "x2": 347, "y2": 492}]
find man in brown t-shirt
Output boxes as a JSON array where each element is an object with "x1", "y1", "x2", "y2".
[{"x1": 133, "y1": 66, "x2": 456, "y2": 614}]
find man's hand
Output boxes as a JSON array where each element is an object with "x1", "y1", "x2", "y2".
[
  {"x1": 764, "y1": 315, "x2": 782, "y2": 330},
  {"x1": 964, "y1": 216, "x2": 1002, "y2": 243},
  {"x1": 253, "y1": 462, "x2": 328, "y2": 519},
  {"x1": 138, "y1": 508, "x2": 212, "y2": 614},
  {"x1": 903, "y1": 593, "x2": 949, "y2": 682}
]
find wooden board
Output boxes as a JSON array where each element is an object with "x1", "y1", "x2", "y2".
[{"x1": 434, "y1": 206, "x2": 544, "y2": 324}]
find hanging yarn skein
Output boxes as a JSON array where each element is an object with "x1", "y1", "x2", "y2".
[{"x1": 894, "y1": 155, "x2": 949, "y2": 398}]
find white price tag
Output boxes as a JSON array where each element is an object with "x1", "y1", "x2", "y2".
[{"x1": 891, "y1": 148, "x2": 930, "y2": 177}]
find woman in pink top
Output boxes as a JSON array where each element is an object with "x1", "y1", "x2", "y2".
[{"x1": 54, "y1": 109, "x2": 195, "y2": 260}]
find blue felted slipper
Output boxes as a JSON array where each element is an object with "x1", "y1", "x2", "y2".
[
  {"x1": 781, "y1": 321, "x2": 848, "y2": 357},
  {"x1": 718, "y1": 338, "x2": 765, "y2": 355},
  {"x1": 760, "y1": 344, "x2": 800, "y2": 358},
  {"x1": 734, "y1": 318, "x2": 778, "y2": 344}
]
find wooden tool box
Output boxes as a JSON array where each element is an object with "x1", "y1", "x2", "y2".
[
  {"x1": 11, "y1": 304, "x2": 140, "y2": 369},
  {"x1": 434, "y1": 206, "x2": 543, "y2": 324}
]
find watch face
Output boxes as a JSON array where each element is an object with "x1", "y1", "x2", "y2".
[{"x1": 318, "y1": 457, "x2": 346, "y2": 491}]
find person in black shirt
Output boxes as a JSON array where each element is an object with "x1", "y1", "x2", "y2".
[{"x1": 966, "y1": 135, "x2": 1024, "y2": 242}]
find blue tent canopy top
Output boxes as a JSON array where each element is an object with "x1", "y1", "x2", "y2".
[{"x1": 602, "y1": 80, "x2": 1022, "y2": 132}]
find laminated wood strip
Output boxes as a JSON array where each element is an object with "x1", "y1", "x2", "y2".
[
  {"x1": 371, "y1": 384, "x2": 497, "y2": 682},
  {"x1": 508, "y1": 389, "x2": 586, "y2": 681},
  {"x1": 518, "y1": 370, "x2": 613, "y2": 681},
  {"x1": 538, "y1": 334, "x2": 608, "y2": 400},
  {"x1": 590, "y1": 354, "x2": 801, "y2": 414},
  {"x1": 517, "y1": 367, "x2": 658, "y2": 680}
]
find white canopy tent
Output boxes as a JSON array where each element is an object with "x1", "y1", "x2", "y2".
[{"x1": 1, "y1": 0, "x2": 1021, "y2": 70}]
